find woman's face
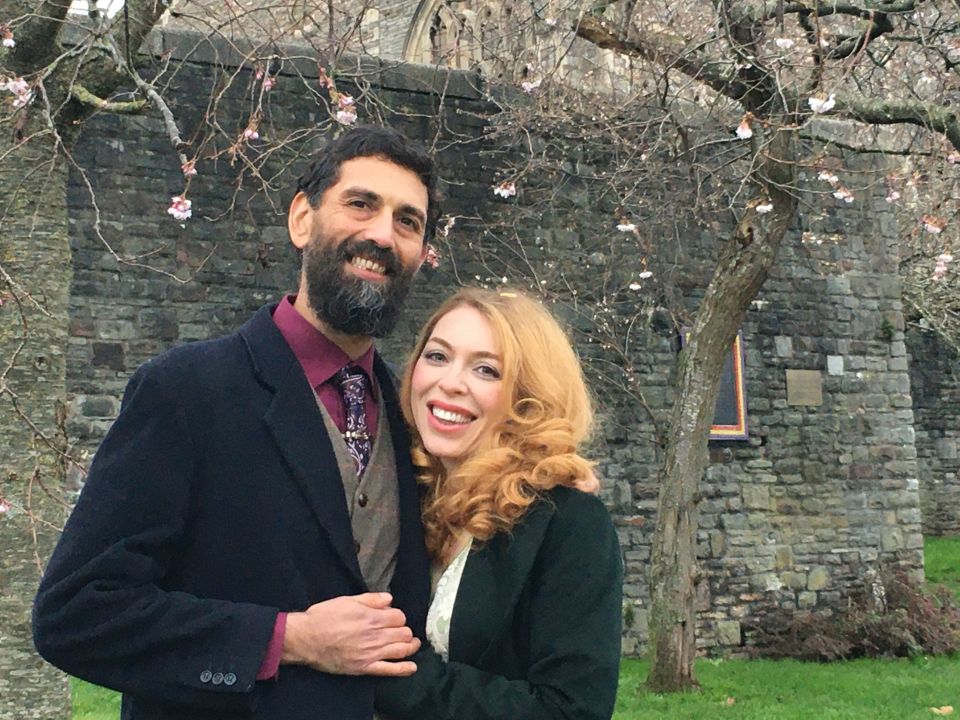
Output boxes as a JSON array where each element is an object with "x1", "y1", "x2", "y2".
[{"x1": 410, "y1": 305, "x2": 506, "y2": 472}]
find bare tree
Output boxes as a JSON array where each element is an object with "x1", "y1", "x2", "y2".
[{"x1": 422, "y1": 0, "x2": 959, "y2": 691}]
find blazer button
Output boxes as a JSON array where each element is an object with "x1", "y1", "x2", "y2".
[
  {"x1": 223, "y1": 672, "x2": 237, "y2": 686},
  {"x1": 212, "y1": 672, "x2": 224, "y2": 685},
  {"x1": 200, "y1": 670, "x2": 212, "y2": 683},
  {"x1": 357, "y1": 493, "x2": 368, "y2": 507}
]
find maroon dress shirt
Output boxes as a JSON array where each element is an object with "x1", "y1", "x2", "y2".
[{"x1": 257, "y1": 295, "x2": 379, "y2": 680}]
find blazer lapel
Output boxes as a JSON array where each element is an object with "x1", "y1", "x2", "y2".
[
  {"x1": 240, "y1": 305, "x2": 365, "y2": 589},
  {"x1": 450, "y1": 498, "x2": 555, "y2": 665},
  {"x1": 375, "y1": 356, "x2": 430, "y2": 637}
]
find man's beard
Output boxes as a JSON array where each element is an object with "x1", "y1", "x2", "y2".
[{"x1": 303, "y1": 232, "x2": 417, "y2": 338}]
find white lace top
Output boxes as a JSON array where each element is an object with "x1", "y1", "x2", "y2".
[{"x1": 425, "y1": 538, "x2": 473, "y2": 661}]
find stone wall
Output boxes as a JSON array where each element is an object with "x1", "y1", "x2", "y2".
[
  {"x1": 64, "y1": 29, "x2": 923, "y2": 656},
  {"x1": 907, "y1": 328, "x2": 960, "y2": 535}
]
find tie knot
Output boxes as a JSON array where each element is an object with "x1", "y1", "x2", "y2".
[{"x1": 335, "y1": 367, "x2": 368, "y2": 406}]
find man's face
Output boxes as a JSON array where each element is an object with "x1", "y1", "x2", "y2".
[{"x1": 295, "y1": 156, "x2": 430, "y2": 338}]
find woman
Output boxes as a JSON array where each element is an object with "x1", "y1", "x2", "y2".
[{"x1": 376, "y1": 288, "x2": 623, "y2": 720}]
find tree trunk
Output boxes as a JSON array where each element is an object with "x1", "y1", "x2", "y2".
[
  {"x1": 0, "y1": 123, "x2": 74, "y2": 718},
  {"x1": 645, "y1": 130, "x2": 798, "y2": 692}
]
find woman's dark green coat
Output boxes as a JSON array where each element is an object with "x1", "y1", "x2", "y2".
[{"x1": 376, "y1": 486, "x2": 623, "y2": 720}]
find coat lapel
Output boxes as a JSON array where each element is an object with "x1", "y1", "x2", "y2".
[
  {"x1": 375, "y1": 357, "x2": 430, "y2": 637},
  {"x1": 240, "y1": 305, "x2": 365, "y2": 589},
  {"x1": 450, "y1": 498, "x2": 555, "y2": 665}
]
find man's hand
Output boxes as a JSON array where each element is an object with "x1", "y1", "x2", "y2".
[{"x1": 281, "y1": 593, "x2": 421, "y2": 676}]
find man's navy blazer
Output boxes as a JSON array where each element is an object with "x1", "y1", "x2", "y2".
[{"x1": 33, "y1": 304, "x2": 431, "y2": 720}]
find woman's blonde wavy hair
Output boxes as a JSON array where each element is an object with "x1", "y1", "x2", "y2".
[{"x1": 400, "y1": 288, "x2": 595, "y2": 561}]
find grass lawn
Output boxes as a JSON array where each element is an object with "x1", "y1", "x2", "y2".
[
  {"x1": 71, "y1": 536, "x2": 960, "y2": 719},
  {"x1": 926, "y1": 534, "x2": 960, "y2": 597}
]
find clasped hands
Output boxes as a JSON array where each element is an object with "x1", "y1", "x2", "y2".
[{"x1": 282, "y1": 593, "x2": 420, "y2": 677}]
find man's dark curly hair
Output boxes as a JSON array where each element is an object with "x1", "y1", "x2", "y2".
[{"x1": 296, "y1": 125, "x2": 441, "y2": 243}]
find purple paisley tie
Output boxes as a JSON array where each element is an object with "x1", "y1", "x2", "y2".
[{"x1": 334, "y1": 367, "x2": 371, "y2": 477}]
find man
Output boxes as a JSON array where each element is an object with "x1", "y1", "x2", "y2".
[{"x1": 33, "y1": 126, "x2": 438, "y2": 720}]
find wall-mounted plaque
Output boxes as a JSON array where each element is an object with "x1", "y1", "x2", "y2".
[
  {"x1": 786, "y1": 369, "x2": 823, "y2": 406},
  {"x1": 682, "y1": 330, "x2": 749, "y2": 440}
]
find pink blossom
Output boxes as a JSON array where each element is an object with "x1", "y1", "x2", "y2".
[
  {"x1": 2, "y1": 38, "x2": 13, "y2": 49},
  {"x1": 774, "y1": 38, "x2": 795, "y2": 50},
  {"x1": 336, "y1": 109, "x2": 357, "y2": 125},
  {"x1": 544, "y1": 17, "x2": 557, "y2": 26},
  {"x1": 617, "y1": 222, "x2": 637, "y2": 232},
  {"x1": 628, "y1": 282, "x2": 642, "y2": 291},
  {"x1": 755, "y1": 200, "x2": 774, "y2": 214},
  {"x1": 948, "y1": 152, "x2": 960, "y2": 164},
  {"x1": 440, "y1": 216, "x2": 456, "y2": 237},
  {"x1": 832, "y1": 187, "x2": 855, "y2": 203},
  {"x1": 493, "y1": 181, "x2": 517, "y2": 199},
  {"x1": 938, "y1": 253, "x2": 954, "y2": 264},
  {"x1": 521, "y1": 79, "x2": 542, "y2": 93},
  {"x1": 262, "y1": 76, "x2": 275, "y2": 91},
  {"x1": 808, "y1": 93, "x2": 836, "y2": 114},
  {"x1": 5, "y1": 77, "x2": 28, "y2": 95},
  {"x1": 243, "y1": 127, "x2": 260, "y2": 140},
  {"x1": 336, "y1": 94, "x2": 357, "y2": 125},
  {"x1": 1, "y1": 26, "x2": 13, "y2": 48},
  {"x1": 922, "y1": 215, "x2": 947, "y2": 234},
  {"x1": 818, "y1": 170, "x2": 839, "y2": 185},
  {"x1": 638, "y1": 270, "x2": 653, "y2": 279},
  {"x1": 255, "y1": 68, "x2": 264, "y2": 80},
  {"x1": 11, "y1": 90, "x2": 32, "y2": 108},
  {"x1": 425, "y1": 245, "x2": 440, "y2": 268},
  {"x1": 735, "y1": 117, "x2": 753, "y2": 140},
  {"x1": 167, "y1": 195, "x2": 192, "y2": 221},
  {"x1": 181, "y1": 159, "x2": 197, "y2": 177},
  {"x1": 886, "y1": 191, "x2": 901, "y2": 204},
  {"x1": 0, "y1": 498, "x2": 12, "y2": 514}
]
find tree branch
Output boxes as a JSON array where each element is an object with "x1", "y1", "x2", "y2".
[
  {"x1": 574, "y1": 15, "x2": 764, "y2": 108},
  {"x1": 3, "y1": 0, "x2": 71, "y2": 69},
  {"x1": 765, "y1": 0, "x2": 919, "y2": 21},
  {"x1": 69, "y1": 83, "x2": 148, "y2": 114},
  {"x1": 832, "y1": 95, "x2": 960, "y2": 151}
]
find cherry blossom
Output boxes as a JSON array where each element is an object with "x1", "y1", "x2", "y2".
[
  {"x1": 639, "y1": 270, "x2": 653, "y2": 279},
  {"x1": 1, "y1": 26, "x2": 14, "y2": 48},
  {"x1": 774, "y1": 38, "x2": 795, "y2": 50},
  {"x1": 808, "y1": 93, "x2": 836, "y2": 114},
  {"x1": 735, "y1": 115, "x2": 753, "y2": 140},
  {"x1": 336, "y1": 94, "x2": 357, "y2": 125},
  {"x1": 755, "y1": 200, "x2": 774, "y2": 214},
  {"x1": 440, "y1": 216, "x2": 456, "y2": 238},
  {"x1": 0, "y1": 497, "x2": 11, "y2": 514},
  {"x1": 933, "y1": 253, "x2": 952, "y2": 281},
  {"x1": 617, "y1": 222, "x2": 637, "y2": 232},
  {"x1": 628, "y1": 282, "x2": 642, "y2": 291},
  {"x1": 242, "y1": 127, "x2": 260, "y2": 140},
  {"x1": 922, "y1": 215, "x2": 947, "y2": 234},
  {"x1": 4, "y1": 77, "x2": 27, "y2": 95},
  {"x1": 817, "y1": 170, "x2": 839, "y2": 185},
  {"x1": 425, "y1": 245, "x2": 440, "y2": 268},
  {"x1": 832, "y1": 187, "x2": 855, "y2": 203},
  {"x1": 493, "y1": 181, "x2": 517, "y2": 198},
  {"x1": 262, "y1": 76, "x2": 275, "y2": 91},
  {"x1": 520, "y1": 79, "x2": 542, "y2": 93},
  {"x1": 4, "y1": 76, "x2": 32, "y2": 108},
  {"x1": 181, "y1": 159, "x2": 197, "y2": 177},
  {"x1": 544, "y1": 17, "x2": 557, "y2": 26},
  {"x1": 167, "y1": 195, "x2": 192, "y2": 221},
  {"x1": 948, "y1": 152, "x2": 960, "y2": 165},
  {"x1": 886, "y1": 190, "x2": 901, "y2": 204}
]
